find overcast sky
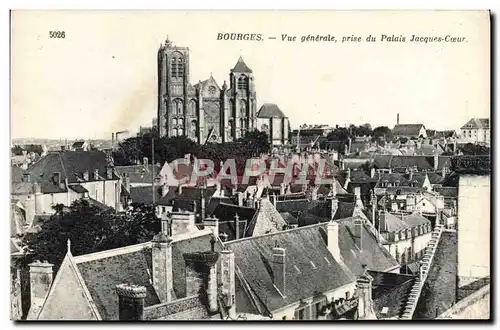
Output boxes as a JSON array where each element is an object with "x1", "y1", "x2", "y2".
[{"x1": 11, "y1": 10, "x2": 490, "y2": 139}]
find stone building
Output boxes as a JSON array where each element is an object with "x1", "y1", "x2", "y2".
[{"x1": 156, "y1": 37, "x2": 290, "y2": 145}]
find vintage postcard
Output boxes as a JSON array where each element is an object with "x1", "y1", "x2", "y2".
[{"x1": 10, "y1": 10, "x2": 491, "y2": 321}]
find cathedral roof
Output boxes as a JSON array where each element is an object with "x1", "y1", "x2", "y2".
[
  {"x1": 232, "y1": 56, "x2": 253, "y2": 73},
  {"x1": 257, "y1": 103, "x2": 287, "y2": 119}
]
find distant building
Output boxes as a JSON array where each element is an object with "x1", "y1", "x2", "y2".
[
  {"x1": 256, "y1": 103, "x2": 291, "y2": 145},
  {"x1": 392, "y1": 124, "x2": 427, "y2": 139},
  {"x1": 459, "y1": 118, "x2": 490, "y2": 145},
  {"x1": 70, "y1": 140, "x2": 89, "y2": 151}
]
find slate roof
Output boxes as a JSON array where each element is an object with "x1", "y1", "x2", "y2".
[
  {"x1": 392, "y1": 124, "x2": 425, "y2": 137},
  {"x1": 279, "y1": 212, "x2": 298, "y2": 225},
  {"x1": 368, "y1": 270, "x2": 416, "y2": 319},
  {"x1": 437, "y1": 156, "x2": 452, "y2": 170},
  {"x1": 69, "y1": 184, "x2": 88, "y2": 194},
  {"x1": 74, "y1": 231, "x2": 219, "y2": 320},
  {"x1": 397, "y1": 213, "x2": 430, "y2": 228},
  {"x1": 210, "y1": 203, "x2": 258, "y2": 240},
  {"x1": 225, "y1": 224, "x2": 356, "y2": 312},
  {"x1": 376, "y1": 173, "x2": 410, "y2": 186},
  {"x1": 451, "y1": 155, "x2": 491, "y2": 175},
  {"x1": 11, "y1": 165, "x2": 25, "y2": 183},
  {"x1": 257, "y1": 103, "x2": 287, "y2": 119},
  {"x1": 460, "y1": 118, "x2": 490, "y2": 130},
  {"x1": 426, "y1": 172, "x2": 444, "y2": 185},
  {"x1": 433, "y1": 187, "x2": 458, "y2": 197},
  {"x1": 115, "y1": 164, "x2": 162, "y2": 184},
  {"x1": 335, "y1": 218, "x2": 400, "y2": 276},
  {"x1": 72, "y1": 141, "x2": 86, "y2": 149},
  {"x1": 390, "y1": 156, "x2": 434, "y2": 170},
  {"x1": 24, "y1": 151, "x2": 119, "y2": 193},
  {"x1": 128, "y1": 186, "x2": 162, "y2": 205},
  {"x1": 232, "y1": 56, "x2": 253, "y2": 73}
]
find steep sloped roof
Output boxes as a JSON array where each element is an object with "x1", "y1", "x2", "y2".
[
  {"x1": 257, "y1": 103, "x2": 286, "y2": 119},
  {"x1": 392, "y1": 124, "x2": 425, "y2": 137},
  {"x1": 460, "y1": 118, "x2": 490, "y2": 130},
  {"x1": 232, "y1": 56, "x2": 253, "y2": 73}
]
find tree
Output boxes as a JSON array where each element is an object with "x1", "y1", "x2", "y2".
[
  {"x1": 19, "y1": 200, "x2": 160, "y2": 272},
  {"x1": 458, "y1": 143, "x2": 490, "y2": 156},
  {"x1": 372, "y1": 126, "x2": 392, "y2": 142}
]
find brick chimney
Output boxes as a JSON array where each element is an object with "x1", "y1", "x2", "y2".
[
  {"x1": 327, "y1": 220, "x2": 341, "y2": 262},
  {"x1": 272, "y1": 244, "x2": 286, "y2": 296},
  {"x1": 356, "y1": 268, "x2": 377, "y2": 320},
  {"x1": 115, "y1": 284, "x2": 147, "y2": 320},
  {"x1": 183, "y1": 251, "x2": 220, "y2": 314},
  {"x1": 170, "y1": 210, "x2": 197, "y2": 237},
  {"x1": 370, "y1": 167, "x2": 376, "y2": 178},
  {"x1": 220, "y1": 247, "x2": 236, "y2": 319},
  {"x1": 353, "y1": 218, "x2": 363, "y2": 250},
  {"x1": 151, "y1": 232, "x2": 173, "y2": 303},
  {"x1": 27, "y1": 261, "x2": 53, "y2": 319}
]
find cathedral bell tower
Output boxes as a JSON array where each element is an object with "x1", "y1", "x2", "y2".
[
  {"x1": 157, "y1": 37, "x2": 191, "y2": 138},
  {"x1": 229, "y1": 56, "x2": 257, "y2": 141}
]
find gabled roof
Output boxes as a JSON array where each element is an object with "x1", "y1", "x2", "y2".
[
  {"x1": 72, "y1": 230, "x2": 217, "y2": 320},
  {"x1": 25, "y1": 151, "x2": 119, "y2": 191},
  {"x1": 397, "y1": 212, "x2": 430, "y2": 227},
  {"x1": 232, "y1": 56, "x2": 253, "y2": 73},
  {"x1": 257, "y1": 103, "x2": 287, "y2": 119},
  {"x1": 392, "y1": 124, "x2": 425, "y2": 137},
  {"x1": 225, "y1": 223, "x2": 356, "y2": 313},
  {"x1": 460, "y1": 118, "x2": 490, "y2": 130}
]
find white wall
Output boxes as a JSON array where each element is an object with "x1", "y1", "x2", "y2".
[
  {"x1": 80, "y1": 180, "x2": 120, "y2": 209},
  {"x1": 458, "y1": 174, "x2": 490, "y2": 283}
]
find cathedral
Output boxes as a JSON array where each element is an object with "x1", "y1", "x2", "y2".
[{"x1": 156, "y1": 38, "x2": 291, "y2": 145}]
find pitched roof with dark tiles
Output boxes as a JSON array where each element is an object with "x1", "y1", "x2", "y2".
[
  {"x1": 279, "y1": 212, "x2": 298, "y2": 225},
  {"x1": 336, "y1": 218, "x2": 400, "y2": 275},
  {"x1": 433, "y1": 186, "x2": 458, "y2": 197},
  {"x1": 25, "y1": 151, "x2": 119, "y2": 190},
  {"x1": 69, "y1": 184, "x2": 89, "y2": 194},
  {"x1": 128, "y1": 186, "x2": 162, "y2": 205},
  {"x1": 232, "y1": 56, "x2": 253, "y2": 73},
  {"x1": 392, "y1": 124, "x2": 425, "y2": 137},
  {"x1": 257, "y1": 103, "x2": 287, "y2": 119},
  {"x1": 74, "y1": 232, "x2": 219, "y2": 320},
  {"x1": 460, "y1": 118, "x2": 490, "y2": 130},
  {"x1": 11, "y1": 165, "x2": 25, "y2": 183},
  {"x1": 390, "y1": 156, "x2": 434, "y2": 170},
  {"x1": 225, "y1": 224, "x2": 356, "y2": 312}
]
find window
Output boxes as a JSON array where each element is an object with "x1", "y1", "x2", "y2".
[
  {"x1": 401, "y1": 230, "x2": 406, "y2": 240},
  {"x1": 298, "y1": 309, "x2": 305, "y2": 320},
  {"x1": 240, "y1": 100, "x2": 247, "y2": 117},
  {"x1": 178, "y1": 118, "x2": 184, "y2": 126},
  {"x1": 171, "y1": 54, "x2": 184, "y2": 78},
  {"x1": 228, "y1": 120, "x2": 234, "y2": 136},
  {"x1": 189, "y1": 100, "x2": 196, "y2": 116},
  {"x1": 345, "y1": 291, "x2": 350, "y2": 299},
  {"x1": 173, "y1": 128, "x2": 178, "y2": 136},
  {"x1": 173, "y1": 118, "x2": 177, "y2": 125},
  {"x1": 178, "y1": 128, "x2": 184, "y2": 136},
  {"x1": 401, "y1": 250, "x2": 406, "y2": 264},
  {"x1": 394, "y1": 232, "x2": 399, "y2": 241},
  {"x1": 408, "y1": 247, "x2": 413, "y2": 262},
  {"x1": 177, "y1": 57, "x2": 184, "y2": 77},
  {"x1": 190, "y1": 120, "x2": 197, "y2": 137},
  {"x1": 238, "y1": 76, "x2": 248, "y2": 90}
]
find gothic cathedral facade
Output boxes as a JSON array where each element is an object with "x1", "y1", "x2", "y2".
[{"x1": 157, "y1": 38, "x2": 258, "y2": 144}]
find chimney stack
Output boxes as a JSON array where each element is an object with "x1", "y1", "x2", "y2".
[
  {"x1": 183, "y1": 251, "x2": 220, "y2": 314},
  {"x1": 271, "y1": 193, "x2": 277, "y2": 205},
  {"x1": 280, "y1": 182, "x2": 286, "y2": 195},
  {"x1": 237, "y1": 192, "x2": 244, "y2": 206},
  {"x1": 397, "y1": 113, "x2": 400, "y2": 125},
  {"x1": 353, "y1": 218, "x2": 363, "y2": 250},
  {"x1": 115, "y1": 284, "x2": 147, "y2": 321},
  {"x1": 200, "y1": 189, "x2": 206, "y2": 221},
  {"x1": 234, "y1": 214, "x2": 240, "y2": 240},
  {"x1": 311, "y1": 186, "x2": 318, "y2": 201},
  {"x1": 220, "y1": 247, "x2": 236, "y2": 319},
  {"x1": 83, "y1": 170, "x2": 89, "y2": 181},
  {"x1": 93, "y1": 168, "x2": 99, "y2": 181},
  {"x1": 143, "y1": 157, "x2": 149, "y2": 166},
  {"x1": 433, "y1": 152, "x2": 439, "y2": 171},
  {"x1": 330, "y1": 195, "x2": 339, "y2": 220},
  {"x1": 27, "y1": 261, "x2": 53, "y2": 319},
  {"x1": 356, "y1": 268, "x2": 377, "y2": 320},
  {"x1": 151, "y1": 232, "x2": 173, "y2": 303},
  {"x1": 327, "y1": 221, "x2": 341, "y2": 262},
  {"x1": 106, "y1": 166, "x2": 113, "y2": 180},
  {"x1": 370, "y1": 167, "x2": 375, "y2": 179},
  {"x1": 33, "y1": 182, "x2": 43, "y2": 215},
  {"x1": 272, "y1": 244, "x2": 286, "y2": 296},
  {"x1": 123, "y1": 173, "x2": 131, "y2": 193}
]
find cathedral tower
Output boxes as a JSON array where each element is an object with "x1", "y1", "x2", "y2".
[{"x1": 228, "y1": 57, "x2": 257, "y2": 140}]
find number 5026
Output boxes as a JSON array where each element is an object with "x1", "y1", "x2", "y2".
[{"x1": 49, "y1": 31, "x2": 65, "y2": 38}]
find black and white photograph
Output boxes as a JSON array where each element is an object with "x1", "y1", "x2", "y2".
[{"x1": 9, "y1": 10, "x2": 491, "y2": 321}]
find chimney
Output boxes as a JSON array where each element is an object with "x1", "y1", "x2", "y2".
[
  {"x1": 271, "y1": 193, "x2": 277, "y2": 205},
  {"x1": 370, "y1": 167, "x2": 375, "y2": 179},
  {"x1": 434, "y1": 153, "x2": 439, "y2": 171},
  {"x1": 183, "y1": 251, "x2": 220, "y2": 314},
  {"x1": 327, "y1": 221, "x2": 341, "y2": 262},
  {"x1": 409, "y1": 168, "x2": 414, "y2": 182},
  {"x1": 234, "y1": 214, "x2": 240, "y2": 240},
  {"x1": 27, "y1": 261, "x2": 53, "y2": 319},
  {"x1": 354, "y1": 186, "x2": 361, "y2": 200},
  {"x1": 378, "y1": 210, "x2": 387, "y2": 232},
  {"x1": 170, "y1": 211, "x2": 197, "y2": 237},
  {"x1": 353, "y1": 218, "x2": 363, "y2": 250},
  {"x1": 237, "y1": 192, "x2": 244, "y2": 206},
  {"x1": 93, "y1": 168, "x2": 99, "y2": 181},
  {"x1": 200, "y1": 189, "x2": 206, "y2": 222},
  {"x1": 83, "y1": 170, "x2": 89, "y2": 181},
  {"x1": 272, "y1": 244, "x2": 286, "y2": 296},
  {"x1": 356, "y1": 268, "x2": 377, "y2": 320},
  {"x1": 220, "y1": 247, "x2": 236, "y2": 319},
  {"x1": 53, "y1": 172, "x2": 61, "y2": 186},
  {"x1": 143, "y1": 157, "x2": 149, "y2": 166},
  {"x1": 24, "y1": 195, "x2": 36, "y2": 225},
  {"x1": 204, "y1": 215, "x2": 219, "y2": 237},
  {"x1": 151, "y1": 232, "x2": 173, "y2": 303},
  {"x1": 397, "y1": 113, "x2": 400, "y2": 125},
  {"x1": 115, "y1": 284, "x2": 147, "y2": 321},
  {"x1": 311, "y1": 186, "x2": 318, "y2": 201},
  {"x1": 33, "y1": 182, "x2": 43, "y2": 214},
  {"x1": 330, "y1": 196, "x2": 339, "y2": 220},
  {"x1": 106, "y1": 166, "x2": 113, "y2": 180},
  {"x1": 111, "y1": 133, "x2": 115, "y2": 149},
  {"x1": 280, "y1": 182, "x2": 286, "y2": 195},
  {"x1": 23, "y1": 173, "x2": 31, "y2": 183}
]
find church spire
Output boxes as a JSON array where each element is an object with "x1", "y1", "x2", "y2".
[{"x1": 232, "y1": 56, "x2": 253, "y2": 73}]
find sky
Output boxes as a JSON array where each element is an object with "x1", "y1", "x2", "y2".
[{"x1": 10, "y1": 10, "x2": 490, "y2": 139}]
